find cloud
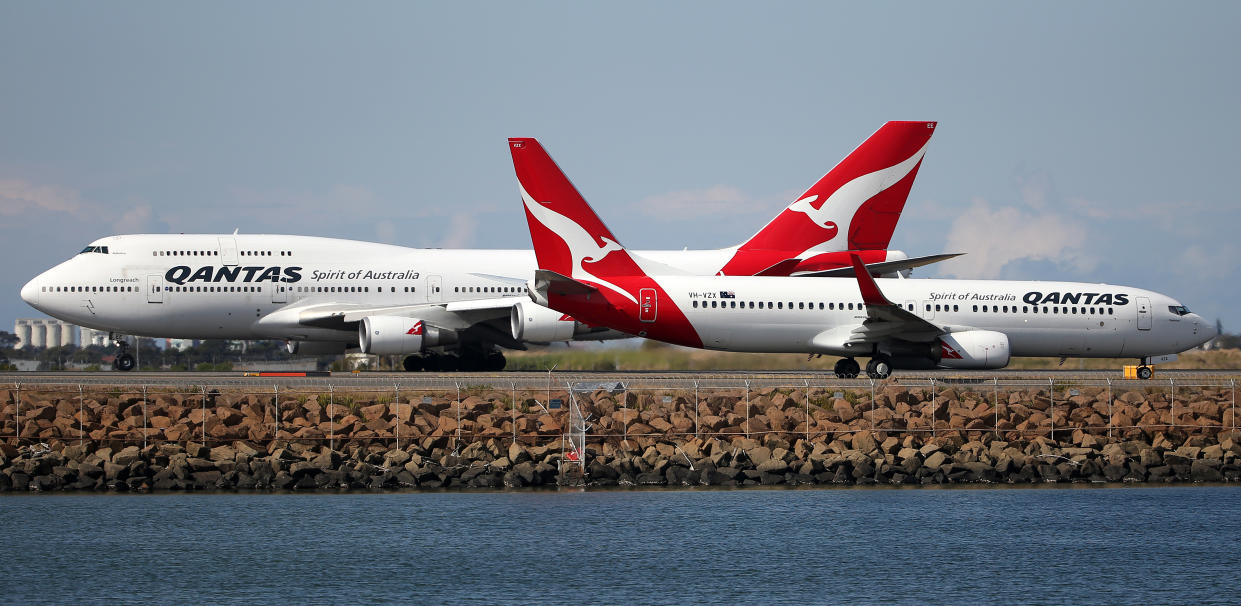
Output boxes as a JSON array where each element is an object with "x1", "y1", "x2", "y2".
[
  {"x1": 635, "y1": 185, "x2": 794, "y2": 220},
  {"x1": 437, "y1": 212, "x2": 477, "y2": 248},
  {"x1": 374, "y1": 219, "x2": 397, "y2": 244},
  {"x1": 0, "y1": 178, "x2": 86, "y2": 216},
  {"x1": 111, "y1": 204, "x2": 170, "y2": 234},
  {"x1": 940, "y1": 197, "x2": 1094, "y2": 278}
]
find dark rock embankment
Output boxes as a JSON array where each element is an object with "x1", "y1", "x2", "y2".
[{"x1": 1, "y1": 383, "x2": 1239, "y2": 491}]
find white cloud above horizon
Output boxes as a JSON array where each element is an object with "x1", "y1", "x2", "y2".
[{"x1": 940, "y1": 196, "x2": 1095, "y2": 279}]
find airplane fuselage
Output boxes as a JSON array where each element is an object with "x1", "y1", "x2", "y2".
[{"x1": 546, "y1": 274, "x2": 1211, "y2": 360}]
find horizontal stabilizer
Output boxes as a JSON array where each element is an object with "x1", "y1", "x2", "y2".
[
  {"x1": 534, "y1": 269, "x2": 598, "y2": 297},
  {"x1": 796, "y1": 253, "x2": 963, "y2": 278},
  {"x1": 753, "y1": 258, "x2": 803, "y2": 277}
]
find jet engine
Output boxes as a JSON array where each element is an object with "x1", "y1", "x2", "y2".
[
  {"x1": 510, "y1": 300, "x2": 578, "y2": 343},
  {"x1": 935, "y1": 330, "x2": 1011, "y2": 369},
  {"x1": 358, "y1": 316, "x2": 457, "y2": 355}
]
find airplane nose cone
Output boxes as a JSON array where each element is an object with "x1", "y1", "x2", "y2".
[
  {"x1": 1201, "y1": 318, "x2": 1218, "y2": 340},
  {"x1": 21, "y1": 277, "x2": 40, "y2": 308}
]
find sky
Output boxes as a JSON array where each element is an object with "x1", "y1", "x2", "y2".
[{"x1": 2, "y1": 2, "x2": 1239, "y2": 335}]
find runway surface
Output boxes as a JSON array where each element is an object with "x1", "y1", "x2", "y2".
[{"x1": 2, "y1": 369, "x2": 1238, "y2": 389}]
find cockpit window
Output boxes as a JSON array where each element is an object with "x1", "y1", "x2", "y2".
[
  {"x1": 1169, "y1": 305, "x2": 1190, "y2": 316},
  {"x1": 78, "y1": 246, "x2": 109, "y2": 254}
]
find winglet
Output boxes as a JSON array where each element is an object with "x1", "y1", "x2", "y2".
[{"x1": 850, "y1": 253, "x2": 891, "y2": 306}]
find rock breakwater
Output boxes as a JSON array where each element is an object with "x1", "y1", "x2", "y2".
[{"x1": 1, "y1": 382, "x2": 1238, "y2": 491}]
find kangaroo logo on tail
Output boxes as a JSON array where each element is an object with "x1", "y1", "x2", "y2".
[
  {"x1": 784, "y1": 138, "x2": 929, "y2": 251},
  {"x1": 518, "y1": 183, "x2": 638, "y2": 305}
]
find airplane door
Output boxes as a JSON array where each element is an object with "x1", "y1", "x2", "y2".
[
  {"x1": 146, "y1": 275, "x2": 164, "y2": 303},
  {"x1": 217, "y1": 237, "x2": 238, "y2": 266},
  {"x1": 919, "y1": 300, "x2": 934, "y2": 320},
  {"x1": 639, "y1": 288, "x2": 657, "y2": 322},
  {"x1": 1136, "y1": 296, "x2": 1152, "y2": 330},
  {"x1": 272, "y1": 283, "x2": 288, "y2": 304},
  {"x1": 427, "y1": 275, "x2": 442, "y2": 302}
]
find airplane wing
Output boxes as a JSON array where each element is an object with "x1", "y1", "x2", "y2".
[
  {"x1": 795, "y1": 253, "x2": 964, "y2": 278},
  {"x1": 281, "y1": 298, "x2": 518, "y2": 330},
  {"x1": 839, "y1": 254, "x2": 944, "y2": 344}
]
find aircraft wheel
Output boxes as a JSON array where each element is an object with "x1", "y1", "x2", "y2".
[
  {"x1": 483, "y1": 352, "x2": 506, "y2": 372},
  {"x1": 115, "y1": 353, "x2": 136, "y2": 372},
  {"x1": 457, "y1": 354, "x2": 481, "y2": 372},
  {"x1": 835, "y1": 358, "x2": 861, "y2": 379},
  {"x1": 865, "y1": 357, "x2": 892, "y2": 380},
  {"x1": 402, "y1": 355, "x2": 425, "y2": 372},
  {"x1": 438, "y1": 354, "x2": 462, "y2": 372},
  {"x1": 1136, "y1": 365, "x2": 1153, "y2": 380}
]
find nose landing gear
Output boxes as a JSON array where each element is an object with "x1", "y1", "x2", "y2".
[{"x1": 109, "y1": 333, "x2": 136, "y2": 372}]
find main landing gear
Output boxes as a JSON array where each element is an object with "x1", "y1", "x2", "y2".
[
  {"x1": 833, "y1": 356, "x2": 892, "y2": 379},
  {"x1": 402, "y1": 350, "x2": 507, "y2": 372},
  {"x1": 833, "y1": 358, "x2": 860, "y2": 379},
  {"x1": 110, "y1": 333, "x2": 135, "y2": 372},
  {"x1": 865, "y1": 356, "x2": 893, "y2": 380}
]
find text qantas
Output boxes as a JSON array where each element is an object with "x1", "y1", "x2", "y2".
[
  {"x1": 1023, "y1": 291, "x2": 1130, "y2": 306},
  {"x1": 163, "y1": 265, "x2": 422, "y2": 285},
  {"x1": 165, "y1": 265, "x2": 302, "y2": 285}
]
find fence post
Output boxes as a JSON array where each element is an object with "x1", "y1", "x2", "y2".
[
  {"x1": 142, "y1": 385, "x2": 149, "y2": 450},
  {"x1": 273, "y1": 384, "x2": 280, "y2": 446},
  {"x1": 1169, "y1": 378, "x2": 1176, "y2": 436},
  {"x1": 805, "y1": 379, "x2": 812, "y2": 442},
  {"x1": 744, "y1": 380, "x2": 751, "y2": 439},
  {"x1": 511, "y1": 382, "x2": 518, "y2": 445},
  {"x1": 1048, "y1": 378, "x2": 1055, "y2": 442},
  {"x1": 1106, "y1": 378, "x2": 1113, "y2": 439},
  {"x1": 14, "y1": 382, "x2": 20, "y2": 445},
  {"x1": 993, "y1": 378, "x2": 999, "y2": 437},
  {"x1": 694, "y1": 381, "x2": 699, "y2": 439},
  {"x1": 200, "y1": 385, "x2": 208, "y2": 447},
  {"x1": 394, "y1": 383, "x2": 401, "y2": 450},
  {"x1": 1232, "y1": 379, "x2": 1236, "y2": 431},
  {"x1": 930, "y1": 378, "x2": 936, "y2": 438},
  {"x1": 868, "y1": 378, "x2": 875, "y2": 433},
  {"x1": 329, "y1": 384, "x2": 335, "y2": 452},
  {"x1": 454, "y1": 382, "x2": 462, "y2": 454},
  {"x1": 78, "y1": 384, "x2": 84, "y2": 445}
]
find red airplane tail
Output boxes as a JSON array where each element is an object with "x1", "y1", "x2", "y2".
[
  {"x1": 509, "y1": 137, "x2": 649, "y2": 297},
  {"x1": 720, "y1": 121, "x2": 936, "y2": 275}
]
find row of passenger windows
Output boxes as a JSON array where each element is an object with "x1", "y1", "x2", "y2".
[
  {"x1": 152, "y1": 250, "x2": 293, "y2": 257},
  {"x1": 688, "y1": 298, "x2": 1116, "y2": 317},
  {"x1": 454, "y1": 286, "x2": 522, "y2": 294},
  {"x1": 693, "y1": 299, "x2": 863, "y2": 310},
  {"x1": 939, "y1": 303, "x2": 1116, "y2": 316},
  {"x1": 42, "y1": 285, "x2": 136, "y2": 293}
]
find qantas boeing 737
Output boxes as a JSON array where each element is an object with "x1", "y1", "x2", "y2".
[
  {"x1": 21, "y1": 122, "x2": 947, "y2": 372},
  {"x1": 510, "y1": 136, "x2": 1215, "y2": 379}
]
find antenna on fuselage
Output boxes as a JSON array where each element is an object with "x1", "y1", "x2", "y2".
[{"x1": 233, "y1": 228, "x2": 239, "y2": 235}]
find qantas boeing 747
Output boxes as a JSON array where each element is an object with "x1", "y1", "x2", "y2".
[
  {"x1": 22, "y1": 122, "x2": 949, "y2": 371},
  {"x1": 509, "y1": 136, "x2": 1215, "y2": 379}
]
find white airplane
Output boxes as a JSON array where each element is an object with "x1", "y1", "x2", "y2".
[
  {"x1": 510, "y1": 136, "x2": 1216, "y2": 379},
  {"x1": 21, "y1": 121, "x2": 948, "y2": 372}
]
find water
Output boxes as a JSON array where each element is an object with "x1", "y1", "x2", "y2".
[{"x1": 2, "y1": 486, "x2": 1238, "y2": 605}]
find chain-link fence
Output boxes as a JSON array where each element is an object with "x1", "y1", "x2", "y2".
[{"x1": 4, "y1": 378, "x2": 1237, "y2": 451}]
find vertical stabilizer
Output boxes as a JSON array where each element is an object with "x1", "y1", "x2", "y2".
[{"x1": 720, "y1": 121, "x2": 936, "y2": 274}]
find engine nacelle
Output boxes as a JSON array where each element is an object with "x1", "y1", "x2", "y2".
[
  {"x1": 936, "y1": 330, "x2": 1011, "y2": 369},
  {"x1": 881, "y1": 250, "x2": 910, "y2": 278},
  {"x1": 511, "y1": 300, "x2": 577, "y2": 343},
  {"x1": 358, "y1": 316, "x2": 456, "y2": 355},
  {"x1": 286, "y1": 341, "x2": 350, "y2": 356}
]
